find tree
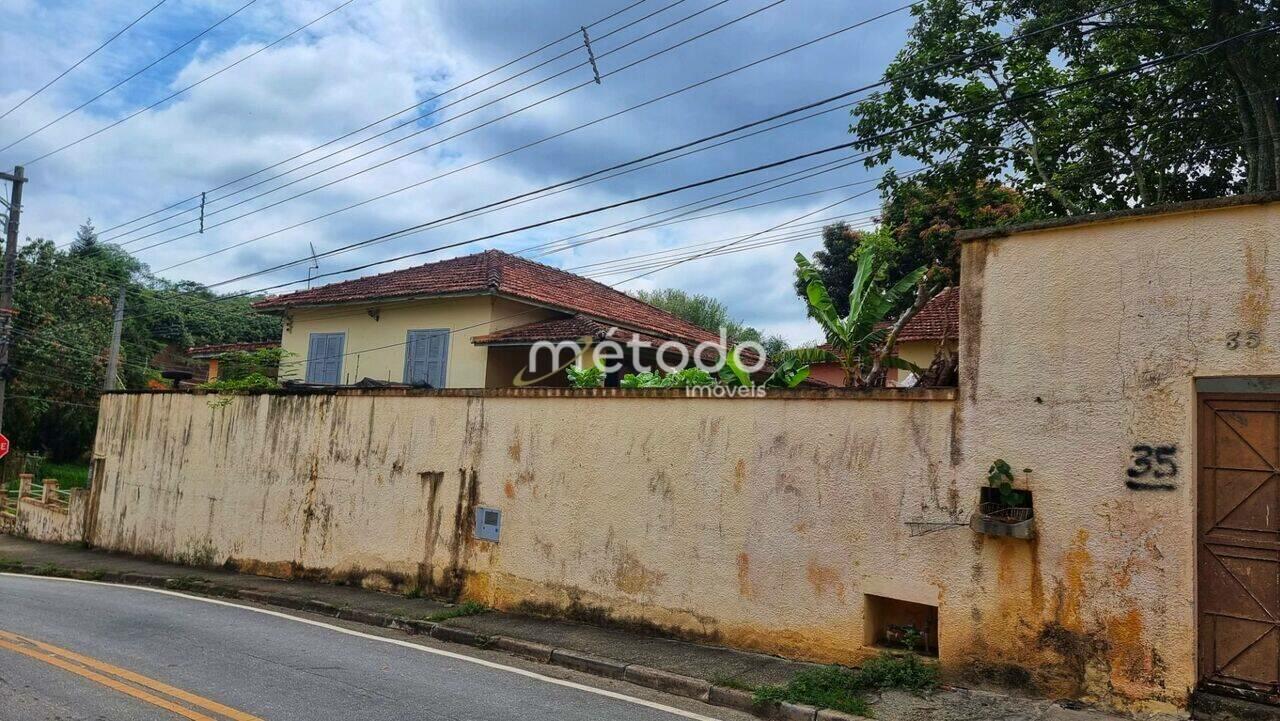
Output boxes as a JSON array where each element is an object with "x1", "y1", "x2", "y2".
[
  {"x1": 69, "y1": 219, "x2": 99, "y2": 256},
  {"x1": 851, "y1": 0, "x2": 1271, "y2": 218},
  {"x1": 787, "y1": 246, "x2": 943, "y2": 388},
  {"x1": 632, "y1": 288, "x2": 788, "y2": 357},
  {"x1": 878, "y1": 177, "x2": 1029, "y2": 280},
  {"x1": 4, "y1": 236, "x2": 281, "y2": 461},
  {"x1": 791, "y1": 223, "x2": 871, "y2": 317}
]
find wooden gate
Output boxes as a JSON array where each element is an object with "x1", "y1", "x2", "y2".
[{"x1": 1198, "y1": 394, "x2": 1280, "y2": 702}]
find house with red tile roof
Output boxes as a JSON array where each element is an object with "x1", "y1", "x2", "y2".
[
  {"x1": 252, "y1": 250, "x2": 747, "y2": 387},
  {"x1": 806, "y1": 287, "x2": 959, "y2": 387}
]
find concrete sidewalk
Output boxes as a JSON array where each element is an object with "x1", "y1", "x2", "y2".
[{"x1": 0, "y1": 535, "x2": 1134, "y2": 721}]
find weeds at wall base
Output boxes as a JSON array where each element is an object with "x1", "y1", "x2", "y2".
[
  {"x1": 422, "y1": 600, "x2": 489, "y2": 622},
  {"x1": 708, "y1": 673, "x2": 755, "y2": 692},
  {"x1": 752, "y1": 652, "x2": 940, "y2": 718}
]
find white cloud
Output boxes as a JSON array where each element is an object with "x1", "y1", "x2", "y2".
[{"x1": 0, "y1": 0, "x2": 915, "y2": 345}]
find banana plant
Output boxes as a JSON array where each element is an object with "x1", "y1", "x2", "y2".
[
  {"x1": 719, "y1": 350, "x2": 810, "y2": 388},
  {"x1": 787, "y1": 244, "x2": 942, "y2": 388}
]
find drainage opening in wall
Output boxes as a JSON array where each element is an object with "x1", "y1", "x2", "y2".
[{"x1": 864, "y1": 594, "x2": 939, "y2": 657}]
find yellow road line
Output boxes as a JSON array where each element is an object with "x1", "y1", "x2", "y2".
[
  {"x1": 0, "y1": 630, "x2": 264, "y2": 721},
  {"x1": 2, "y1": 573, "x2": 728, "y2": 721}
]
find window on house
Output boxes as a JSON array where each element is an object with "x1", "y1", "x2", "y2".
[
  {"x1": 305, "y1": 332, "x2": 345, "y2": 385},
  {"x1": 404, "y1": 329, "x2": 449, "y2": 388},
  {"x1": 864, "y1": 594, "x2": 939, "y2": 656}
]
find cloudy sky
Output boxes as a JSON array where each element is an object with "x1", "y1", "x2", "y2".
[{"x1": 0, "y1": 0, "x2": 917, "y2": 343}]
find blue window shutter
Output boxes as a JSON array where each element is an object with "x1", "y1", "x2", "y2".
[
  {"x1": 306, "y1": 332, "x2": 344, "y2": 384},
  {"x1": 405, "y1": 329, "x2": 449, "y2": 387}
]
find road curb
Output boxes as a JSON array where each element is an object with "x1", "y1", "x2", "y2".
[
  {"x1": 0, "y1": 562, "x2": 815, "y2": 721},
  {"x1": 622, "y1": 664, "x2": 711, "y2": 702},
  {"x1": 549, "y1": 648, "x2": 628, "y2": 679}
]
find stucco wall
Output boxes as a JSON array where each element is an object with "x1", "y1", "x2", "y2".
[
  {"x1": 952, "y1": 199, "x2": 1280, "y2": 711},
  {"x1": 11, "y1": 490, "x2": 90, "y2": 544},
  {"x1": 278, "y1": 295, "x2": 558, "y2": 387},
  {"x1": 88, "y1": 389, "x2": 962, "y2": 665},
  {"x1": 74, "y1": 197, "x2": 1280, "y2": 714}
]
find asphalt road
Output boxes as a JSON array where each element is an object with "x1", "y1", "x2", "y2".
[{"x1": 0, "y1": 574, "x2": 740, "y2": 721}]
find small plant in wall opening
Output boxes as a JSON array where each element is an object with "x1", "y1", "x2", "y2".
[{"x1": 970, "y1": 459, "x2": 1035, "y2": 539}]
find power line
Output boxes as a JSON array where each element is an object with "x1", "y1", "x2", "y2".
[
  {"x1": 22, "y1": 0, "x2": 362, "y2": 165},
  {"x1": 0, "y1": 0, "x2": 170, "y2": 121},
  {"x1": 612, "y1": 191, "x2": 869, "y2": 285},
  {"x1": 274, "y1": 193, "x2": 877, "y2": 371},
  {"x1": 276, "y1": 210, "x2": 882, "y2": 327},
  {"x1": 252, "y1": 157, "x2": 880, "y2": 328},
  {"x1": 16, "y1": 19, "x2": 1276, "y2": 363},
  {"x1": 113, "y1": 0, "x2": 802, "y2": 251},
  {"x1": 97, "y1": 0, "x2": 696, "y2": 245},
  {"x1": 12, "y1": 117, "x2": 1264, "y2": 386},
  {"x1": 52, "y1": 0, "x2": 1118, "y2": 291},
  {"x1": 1, "y1": 0, "x2": 261, "y2": 153},
  {"x1": 120, "y1": 0, "x2": 1110, "y2": 270},
  {"x1": 90, "y1": 0, "x2": 658, "y2": 239}
]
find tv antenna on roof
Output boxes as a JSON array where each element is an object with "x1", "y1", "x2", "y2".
[{"x1": 306, "y1": 242, "x2": 320, "y2": 288}]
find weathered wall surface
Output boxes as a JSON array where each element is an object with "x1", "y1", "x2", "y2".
[
  {"x1": 953, "y1": 199, "x2": 1280, "y2": 712},
  {"x1": 74, "y1": 197, "x2": 1280, "y2": 715},
  {"x1": 11, "y1": 490, "x2": 90, "y2": 545},
  {"x1": 88, "y1": 389, "x2": 961, "y2": 662}
]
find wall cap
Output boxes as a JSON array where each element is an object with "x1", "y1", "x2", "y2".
[
  {"x1": 956, "y1": 190, "x2": 1280, "y2": 243},
  {"x1": 103, "y1": 386, "x2": 957, "y2": 402}
]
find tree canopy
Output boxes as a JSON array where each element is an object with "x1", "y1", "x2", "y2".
[
  {"x1": 5, "y1": 222, "x2": 280, "y2": 460},
  {"x1": 797, "y1": 1, "x2": 1279, "y2": 309},
  {"x1": 852, "y1": 0, "x2": 1277, "y2": 216},
  {"x1": 632, "y1": 287, "x2": 789, "y2": 357}
]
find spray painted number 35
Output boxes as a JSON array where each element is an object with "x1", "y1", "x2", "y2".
[{"x1": 1127, "y1": 444, "x2": 1178, "y2": 479}]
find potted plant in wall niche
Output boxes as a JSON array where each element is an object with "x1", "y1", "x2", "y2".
[{"x1": 969, "y1": 459, "x2": 1035, "y2": 539}]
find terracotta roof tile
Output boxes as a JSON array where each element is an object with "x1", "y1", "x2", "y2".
[
  {"x1": 897, "y1": 287, "x2": 958, "y2": 343},
  {"x1": 253, "y1": 250, "x2": 721, "y2": 345},
  {"x1": 472, "y1": 316, "x2": 610, "y2": 344},
  {"x1": 814, "y1": 287, "x2": 958, "y2": 353}
]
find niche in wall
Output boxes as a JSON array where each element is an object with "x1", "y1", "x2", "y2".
[{"x1": 864, "y1": 594, "x2": 939, "y2": 657}]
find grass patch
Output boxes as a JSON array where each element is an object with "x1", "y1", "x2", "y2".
[
  {"x1": 424, "y1": 600, "x2": 489, "y2": 622},
  {"x1": 34, "y1": 563, "x2": 66, "y2": 577},
  {"x1": 709, "y1": 673, "x2": 756, "y2": 691},
  {"x1": 753, "y1": 653, "x2": 938, "y2": 718},
  {"x1": 39, "y1": 462, "x2": 90, "y2": 489},
  {"x1": 2, "y1": 461, "x2": 91, "y2": 493}
]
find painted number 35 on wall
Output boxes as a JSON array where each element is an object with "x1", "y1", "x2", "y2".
[{"x1": 1126, "y1": 444, "x2": 1178, "y2": 491}]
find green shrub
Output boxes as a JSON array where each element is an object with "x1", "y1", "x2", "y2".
[
  {"x1": 620, "y1": 368, "x2": 714, "y2": 388},
  {"x1": 856, "y1": 652, "x2": 939, "y2": 692},
  {"x1": 755, "y1": 666, "x2": 871, "y2": 716},
  {"x1": 38, "y1": 461, "x2": 90, "y2": 489},
  {"x1": 565, "y1": 362, "x2": 605, "y2": 388},
  {"x1": 199, "y1": 347, "x2": 290, "y2": 393},
  {"x1": 425, "y1": 600, "x2": 490, "y2": 622},
  {"x1": 753, "y1": 652, "x2": 938, "y2": 717}
]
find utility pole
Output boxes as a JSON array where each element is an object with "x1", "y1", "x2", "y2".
[
  {"x1": 104, "y1": 286, "x2": 125, "y2": 391},
  {"x1": 0, "y1": 165, "x2": 27, "y2": 431}
]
